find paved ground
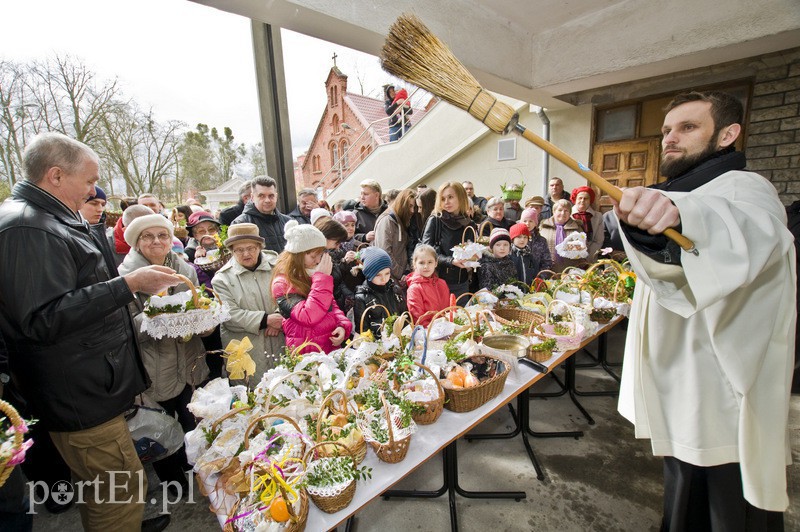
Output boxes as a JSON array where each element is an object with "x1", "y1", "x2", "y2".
[{"x1": 32, "y1": 326, "x2": 800, "y2": 531}]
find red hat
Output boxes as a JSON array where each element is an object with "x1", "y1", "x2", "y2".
[
  {"x1": 570, "y1": 186, "x2": 595, "y2": 205},
  {"x1": 509, "y1": 222, "x2": 531, "y2": 240}
]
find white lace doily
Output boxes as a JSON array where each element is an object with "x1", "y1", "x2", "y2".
[{"x1": 141, "y1": 303, "x2": 231, "y2": 339}]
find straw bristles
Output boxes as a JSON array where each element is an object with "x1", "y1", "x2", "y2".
[{"x1": 381, "y1": 13, "x2": 516, "y2": 134}]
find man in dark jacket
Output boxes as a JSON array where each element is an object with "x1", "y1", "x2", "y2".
[
  {"x1": 287, "y1": 188, "x2": 317, "y2": 225},
  {"x1": 353, "y1": 179, "x2": 387, "y2": 243},
  {"x1": 231, "y1": 175, "x2": 291, "y2": 253},
  {"x1": 0, "y1": 132, "x2": 179, "y2": 531},
  {"x1": 540, "y1": 177, "x2": 573, "y2": 221},
  {"x1": 219, "y1": 180, "x2": 252, "y2": 226}
]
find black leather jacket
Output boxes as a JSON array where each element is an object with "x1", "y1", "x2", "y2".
[
  {"x1": 232, "y1": 202, "x2": 291, "y2": 253},
  {"x1": 0, "y1": 180, "x2": 148, "y2": 431}
]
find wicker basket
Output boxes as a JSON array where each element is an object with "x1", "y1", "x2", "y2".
[
  {"x1": 0, "y1": 400, "x2": 25, "y2": 488},
  {"x1": 535, "y1": 300, "x2": 585, "y2": 351},
  {"x1": 360, "y1": 393, "x2": 413, "y2": 464},
  {"x1": 141, "y1": 273, "x2": 230, "y2": 339},
  {"x1": 525, "y1": 336, "x2": 555, "y2": 363},
  {"x1": 195, "y1": 248, "x2": 232, "y2": 273},
  {"x1": 407, "y1": 363, "x2": 445, "y2": 425},
  {"x1": 105, "y1": 210, "x2": 122, "y2": 228},
  {"x1": 492, "y1": 306, "x2": 545, "y2": 330},
  {"x1": 315, "y1": 390, "x2": 367, "y2": 465},
  {"x1": 442, "y1": 355, "x2": 509, "y2": 413},
  {"x1": 224, "y1": 479, "x2": 308, "y2": 532},
  {"x1": 303, "y1": 441, "x2": 358, "y2": 514}
]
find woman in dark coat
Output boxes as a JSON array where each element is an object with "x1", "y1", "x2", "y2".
[{"x1": 422, "y1": 181, "x2": 476, "y2": 301}]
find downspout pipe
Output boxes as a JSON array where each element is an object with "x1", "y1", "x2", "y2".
[{"x1": 536, "y1": 107, "x2": 550, "y2": 196}]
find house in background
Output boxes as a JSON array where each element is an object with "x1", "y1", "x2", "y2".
[
  {"x1": 297, "y1": 65, "x2": 430, "y2": 196},
  {"x1": 201, "y1": 176, "x2": 247, "y2": 213}
]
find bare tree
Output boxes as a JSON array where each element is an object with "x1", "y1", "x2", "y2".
[{"x1": 98, "y1": 104, "x2": 181, "y2": 197}]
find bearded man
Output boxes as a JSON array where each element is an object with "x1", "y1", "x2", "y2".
[{"x1": 614, "y1": 91, "x2": 795, "y2": 530}]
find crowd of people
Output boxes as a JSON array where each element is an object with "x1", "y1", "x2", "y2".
[{"x1": 0, "y1": 89, "x2": 794, "y2": 530}]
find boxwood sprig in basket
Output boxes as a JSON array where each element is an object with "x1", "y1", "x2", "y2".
[
  {"x1": 143, "y1": 284, "x2": 214, "y2": 317},
  {"x1": 304, "y1": 455, "x2": 372, "y2": 489},
  {"x1": 353, "y1": 386, "x2": 423, "y2": 429},
  {"x1": 529, "y1": 338, "x2": 557, "y2": 352}
]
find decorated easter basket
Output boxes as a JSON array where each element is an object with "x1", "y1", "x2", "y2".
[
  {"x1": 223, "y1": 471, "x2": 308, "y2": 532},
  {"x1": 303, "y1": 441, "x2": 360, "y2": 514},
  {"x1": 0, "y1": 400, "x2": 27, "y2": 488},
  {"x1": 442, "y1": 354, "x2": 509, "y2": 413},
  {"x1": 535, "y1": 299, "x2": 585, "y2": 351},
  {"x1": 357, "y1": 392, "x2": 415, "y2": 464},
  {"x1": 140, "y1": 274, "x2": 230, "y2": 339},
  {"x1": 194, "y1": 247, "x2": 232, "y2": 273},
  {"x1": 314, "y1": 390, "x2": 367, "y2": 465}
]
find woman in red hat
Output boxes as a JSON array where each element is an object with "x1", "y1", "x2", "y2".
[{"x1": 570, "y1": 186, "x2": 604, "y2": 260}]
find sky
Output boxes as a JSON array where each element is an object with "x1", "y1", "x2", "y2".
[{"x1": 0, "y1": 0, "x2": 411, "y2": 158}]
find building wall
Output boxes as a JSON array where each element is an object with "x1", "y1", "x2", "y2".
[
  {"x1": 746, "y1": 50, "x2": 800, "y2": 204},
  {"x1": 421, "y1": 105, "x2": 593, "y2": 201}
]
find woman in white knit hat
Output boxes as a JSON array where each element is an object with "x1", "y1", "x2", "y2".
[
  {"x1": 271, "y1": 220, "x2": 353, "y2": 354},
  {"x1": 118, "y1": 213, "x2": 209, "y2": 493}
]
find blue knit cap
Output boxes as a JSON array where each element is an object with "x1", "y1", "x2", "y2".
[
  {"x1": 89, "y1": 185, "x2": 107, "y2": 202},
  {"x1": 360, "y1": 247, "x2": 392, "y2": 282}
]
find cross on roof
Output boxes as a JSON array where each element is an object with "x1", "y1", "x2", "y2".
[{"x1": 332, "y1": 52, "x2": 338, "y2": 67}]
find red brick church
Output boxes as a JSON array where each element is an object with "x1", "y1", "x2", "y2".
[{"x1": 297, "y1": 65, "x2": 430, "y2": 194}]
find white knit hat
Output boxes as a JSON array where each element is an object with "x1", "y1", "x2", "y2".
[
  {"x1": 283, "y1": 220, "x2": 326, "y2": 253},
  {"x1": 310, "y1": 207, "x2": 332, "y2": 225},
  {"x1": 124, "y1": 214, "x2": 173, "y2": 248}
]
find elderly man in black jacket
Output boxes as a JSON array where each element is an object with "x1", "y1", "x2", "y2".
[
  {"x1": 0, "y1": 132, "x2": 179, "y2": 531},
  {"x1": 231, "y1": 175, "x2": 291, "y2": 253}
]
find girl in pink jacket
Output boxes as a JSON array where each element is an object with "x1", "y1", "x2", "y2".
[
  {"x1": 406, "y1": 244, "x2": 451, "y2": 326},
  {"x1": 271, "y1": 221, "x2": 352, "y2": 354}
]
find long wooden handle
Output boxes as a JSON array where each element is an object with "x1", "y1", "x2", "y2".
[{"x1": 515, "y1": 124, "x2": 698, "y2": 255}]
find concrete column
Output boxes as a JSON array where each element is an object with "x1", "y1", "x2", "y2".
[{"x1": 251, "y1": 21, "x2": 296, "y2": 213}]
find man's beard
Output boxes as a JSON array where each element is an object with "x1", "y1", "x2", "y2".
[{"x1": 660, "y1": 137, "x2": 719, "y2": 179}]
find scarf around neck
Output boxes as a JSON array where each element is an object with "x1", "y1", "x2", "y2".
[
  {"x1": 654, "y1": 147, "x2": 746, "y2": 193},
  {"x1": 440, "y1": 211, "x2": 471, "y2": 230},
  {"x1": 572, "y1": 211, "x2": 593, "y2": 239}
]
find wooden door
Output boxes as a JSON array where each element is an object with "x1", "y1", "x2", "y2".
[{"x1": 591, "y1": 138, "x2": 661, "y2": 213}]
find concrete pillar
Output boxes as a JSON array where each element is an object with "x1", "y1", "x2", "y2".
[{"x1": 251, "y1": 21, "x2": 296, "y2": 213}]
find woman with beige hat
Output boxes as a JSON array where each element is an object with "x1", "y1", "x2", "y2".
[{"x1": 212, "y1": 223, "x2": 285, "y2": 377}]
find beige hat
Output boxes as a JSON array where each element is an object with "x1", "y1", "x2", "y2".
[
  {"x1": 525, "y1": 195, "x2": 545, "y2": 208},
  {"x1": 224, "y1": 223, "x2": 265, "y2": 248}
]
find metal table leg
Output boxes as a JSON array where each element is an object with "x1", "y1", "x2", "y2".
[
  {"x1": 574, "y1": 332, "x2": 621, "y2": 397},
  {"x1": 563, "y1": 356, "x2": 595, "y2": 425}
]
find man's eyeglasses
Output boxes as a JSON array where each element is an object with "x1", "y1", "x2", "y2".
[{"x1": 139, "y1": 232, "x2": 171, "y2": 243}]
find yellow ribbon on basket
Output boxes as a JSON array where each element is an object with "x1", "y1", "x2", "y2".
[
  {"x1": 250, "y1": 454, "x2": 305, "y2": 506},
  {"x1": 224, "y1": 337, "x2": 256, "y2": 380}
]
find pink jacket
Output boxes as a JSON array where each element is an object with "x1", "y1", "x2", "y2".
[
  {"x1": 271, "y1": 272, "x2": 353, "y2": 354},
  {"x1": 406, "y1": 272, "x2": 451, "y2": 326}
]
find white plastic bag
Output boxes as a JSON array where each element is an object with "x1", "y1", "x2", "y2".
[{"x1": 126, "y1": 405, "x2": 185, "y2": 463}]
